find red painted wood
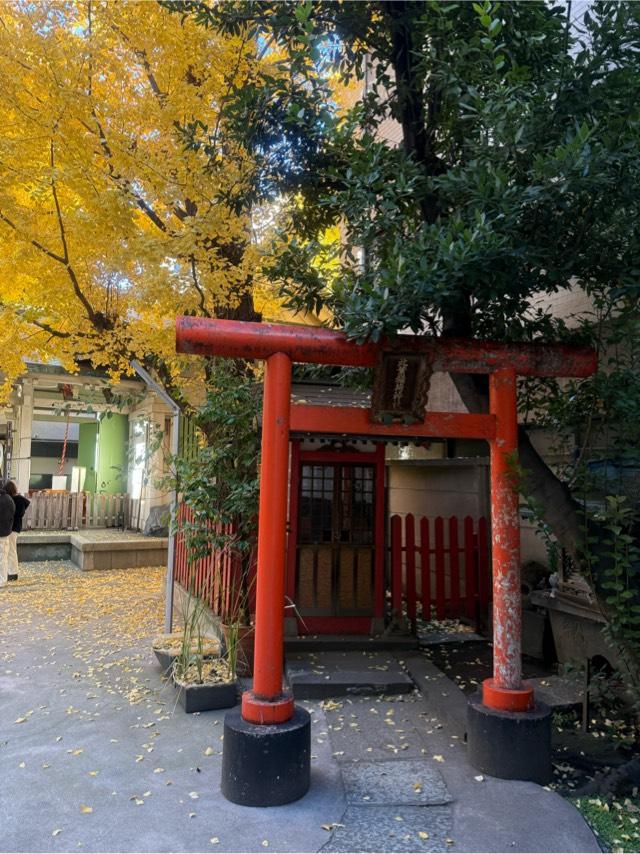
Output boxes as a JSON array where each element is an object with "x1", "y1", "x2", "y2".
[
  {"x1": 286, "y1": 440, "x2": 301, "y2": 606},
  {"x1": 488, "y1": 369, "x2": 522, "y2": 693},
  {"x1": 292, "y1": 405, "x2": 496, "y2": 441},
  {"x1": 176, "y1": 317, "x2": 597, "y2": 377},
  {"x1": 420, "y1": 517, "x2": 431, "y2": 621},
  {"x1": 299, "y1": 450, "x2": 379, "y2": 463},
  {"x1": 173, "y1": 505, "x2": 257, "y2": 625},
  {"x1": 296, "y1": 616, "x2": 373, "y2": 635},
  {"x1": 405, "y1": 514, "x2": 417, "y2": 630},
  {"x1": 464, "y1": 516, "x2": 477, "y2": 621},
  {"x1": 244, "y1": 351, "x2": 293, "y2": 720},
  {"x1": 374, "y1": 443, "x2": 386, "y2": 620},
  {"x1": 434, "y1": 517, "x2": 446, "y2": 619},
  {"x1": 449, "y1": 516, "x2": 460, "y2": 616},
  {"x1": 390, "y1": 515, "x2": 403, "y2": 620},
  {"x1": 477, "y1": 516, "x2": 490, "y2": 611}
]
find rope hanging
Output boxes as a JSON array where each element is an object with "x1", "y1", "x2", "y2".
[
  {"x1": 57, "y1": 383, "x2": 74, "y2": 477},
  {"x1": 58, "y1": 414, "x2": 70, "y2": 475}
]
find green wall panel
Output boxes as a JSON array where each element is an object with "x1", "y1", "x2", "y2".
[
  {"x1": 77, "y1": 423, "x2": 98, "y2": 493},
  {"x1": 96, "y1": 413, "x2": 128, "y2": 494}
]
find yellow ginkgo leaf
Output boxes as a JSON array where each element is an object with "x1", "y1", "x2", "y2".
[{"x1": 80, "y1": 805, "x2": 93, "y2": 814}]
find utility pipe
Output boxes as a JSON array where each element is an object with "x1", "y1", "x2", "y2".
[{"x1": 131, "y1": 361, "x2": 180, "y2": 634}]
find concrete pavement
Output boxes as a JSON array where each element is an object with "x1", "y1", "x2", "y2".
[{"x1": 0, "y1": 562, "x2": 600, "y2": 853}]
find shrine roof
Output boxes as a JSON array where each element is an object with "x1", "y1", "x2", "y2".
[{"x1": 291, "y1": 382, "x2": 370, "y2": 409}]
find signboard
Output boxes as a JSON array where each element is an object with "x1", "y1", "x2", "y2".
[{"x1": 370, "y1": 351, "x2": 433, "y2": 424}]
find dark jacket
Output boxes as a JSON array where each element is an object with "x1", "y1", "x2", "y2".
[
  {"x1": 0, "y1": 493, "x2": 15, "y2": 537},
  {"x1": 11, "y1": 495, "x2": 30, "y2": 534}
]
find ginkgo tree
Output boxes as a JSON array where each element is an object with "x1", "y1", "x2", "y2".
[{"x1": 0, "y1": 0, "x2": 284, "y2": 407}]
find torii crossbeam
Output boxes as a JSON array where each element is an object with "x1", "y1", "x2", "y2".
[{"x1": 176, "y1": 316, "x2": 596, "y2": 800}]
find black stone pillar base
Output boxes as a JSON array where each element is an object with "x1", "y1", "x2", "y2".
[
  {"x1": 221, "y1": 706, "x2": 311, "y2": 806},
  {"x1": 466, "y1": 692, "x2": 552, "y2": 784}
]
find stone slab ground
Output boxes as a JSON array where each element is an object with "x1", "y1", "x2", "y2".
[{"x1": 0, "y1": 562, "x2": 600, "y2": 853}]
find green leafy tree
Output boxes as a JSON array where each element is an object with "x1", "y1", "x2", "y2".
[
  {"x1": 172, "y1": 0, "x2": 640, "y2": 568},
  {"x1": 175, "y1": 360, "x2": 261, "y2": 624}
]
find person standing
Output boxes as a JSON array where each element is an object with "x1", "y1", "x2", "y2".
[
  {"x1": 5, "y1": 481, "x2": 29, "y2": 582},
  {"x1": 0, "y1": 484, "x2": 15, "y2": 587}
]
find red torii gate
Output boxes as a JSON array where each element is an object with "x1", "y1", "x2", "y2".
[{"x1": 176, "y1": 317, "x2": 596, "y2": 801}]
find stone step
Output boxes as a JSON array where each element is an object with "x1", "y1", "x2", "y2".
[
  {"x1": 418, "y1": 630, "x2": 484, "y2": 647},
  {"x1": 285, "y1": 651, "x2": 415, "y2": 700},
  {"x1": 285, "y1": 634, "x2": 419, "y2": 653}
]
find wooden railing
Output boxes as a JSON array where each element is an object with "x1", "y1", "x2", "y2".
[
  {"x1": 389, "y1": 513, "x2": 491, "y2": 631},
  {"x1": 173, "y1": 504, "x2": 256, "y2": 623},
  {"x1": 24, "y1": 492, "x2": 142, "y2": 531}
]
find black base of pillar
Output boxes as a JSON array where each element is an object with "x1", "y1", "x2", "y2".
[
  {"x1": 466, "y1": 692, "x2": 552, "y2": 784},
  {"x1": 221, "y1": 706, "x2": 311, "y2": 806}
]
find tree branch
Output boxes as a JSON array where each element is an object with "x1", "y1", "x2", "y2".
[
  {"x1": 0, "y1": 209, "x2": 65, "y2": 265},
  {"x1": 190, "y1": 254, "x2": 208, "y2": 315},
  {"x1": 28, "y1": 318, "x2": 72, "y2": 339},
  {"x1": 49, "y1": 139, "x2": 99, "y2": 323}
]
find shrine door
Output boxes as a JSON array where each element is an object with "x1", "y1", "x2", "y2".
[{"x1": 295, "y1": 462, "x2": 376, "y2": 620}]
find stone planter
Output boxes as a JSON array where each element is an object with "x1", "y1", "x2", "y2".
[
  {"x1": 173, "y1": 677, "x2": 239, "y2": 713},
  {"x1": 153, "y1": 648, "x2": 176, "y2": 673},
  {"x1": 152, "y1": 633, "x2": 221, "y2": 675}
]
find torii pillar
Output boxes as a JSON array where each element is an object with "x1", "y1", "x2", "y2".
[{"x1": 176, "y1": 317, "x2": 597, "y2": 802}]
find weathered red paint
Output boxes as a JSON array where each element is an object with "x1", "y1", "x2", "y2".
[
  {"x1": 176, "y1": 317, "x2": 597, "y2": 377},
  {"x1": 483, "y1": 368, "x2": 532, "y2": 709},
  {"x1": 291, "y1": 405, "x2": 497, "y2": 440},
  {"x1": 241, "y1": 352, "x2": 294, "y2": 725}
]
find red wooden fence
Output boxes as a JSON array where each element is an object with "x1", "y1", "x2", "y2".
[
  {"x1": 173, "y1": 504, "x2": 256, "y2": 623},
  {"x1": 389, "y1": 514, "x2": 490, "y2": 630}
]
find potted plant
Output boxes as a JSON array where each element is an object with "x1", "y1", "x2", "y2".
[
  {"x1": 151, "y1": 631, "x2": 220, "y2": 675},
  {"x1": 171, "y1": 587, "x2": 239, "y2": 713}
]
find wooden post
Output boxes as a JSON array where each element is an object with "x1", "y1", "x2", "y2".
[
  {"x1": 482, "y1": 369, "x2": 533, "y2": 712},
  {"x1": 241, "y1": 353, "x2": 295, "y2": 725}
]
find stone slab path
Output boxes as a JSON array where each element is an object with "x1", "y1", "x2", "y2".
[{"x1": 0, "y1": 563, "x2": 600, "y2": 853}]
